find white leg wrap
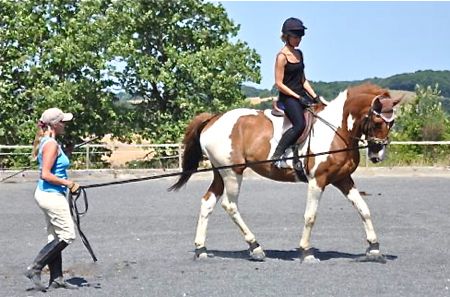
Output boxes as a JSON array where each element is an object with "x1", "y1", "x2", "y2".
[
  {"x1": 347, "y1": 188, "x2": 378, "y2": 243},
  {"x1": 194, "y1": 193, "x2": 217, "y2": 248}
]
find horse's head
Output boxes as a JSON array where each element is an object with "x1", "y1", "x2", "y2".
[
  {"x1": 344, "y1": 84, "x2": 403, "y2": 163},
  {"x1": 361, "y1": 93, "x2": 403, "y2": 163}
]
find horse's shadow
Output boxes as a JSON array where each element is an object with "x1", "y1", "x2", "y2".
[{"x1": 206, "y1": 248, "x2": 397, "y2": 262}]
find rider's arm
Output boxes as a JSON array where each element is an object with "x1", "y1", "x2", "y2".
[{"x1": 303, "y1": 79, "x2": 318, "y2": 99}]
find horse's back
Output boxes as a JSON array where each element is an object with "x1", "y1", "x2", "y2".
[{"x1": 200, "y1": 108, "x2": 273, "y2": 165}]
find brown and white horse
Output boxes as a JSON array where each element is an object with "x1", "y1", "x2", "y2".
[{"x1": 169, "y1": 83, "x2": 402, "y2": 263}]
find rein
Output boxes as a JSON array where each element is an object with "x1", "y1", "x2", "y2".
[
  {"x1": 62, "y1": 102, "x2": 394, "y2": 261},
  {"x1": 307, "y1": 97, "x2": 394, "y2": 147},
  {"x1": 68, "y1": 188, "x2": 97, "y2": 262},
  {"x1": 71, "y1": 144, "x2": 368, "y2": 261},
  {"x1": 306, "y1": 107, "x2": 366, "y2": 144}
]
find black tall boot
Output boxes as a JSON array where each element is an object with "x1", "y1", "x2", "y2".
[
  {"x1": 25, "y1": 239, "x2": 68, "y2": 291},
  {"x1": 47, "y1": 252, "x2": 78, "y2": 290},
  {"x1": 272, "y1": 127, "x2": 299, "y2": 163}
]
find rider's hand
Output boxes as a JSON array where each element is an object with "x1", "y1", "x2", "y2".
[
  {"x1": 299, "y1": 97, "x2": 315, "y2": 107},
  {"x1": 68, "y1": 181, "x2": 80, "y2": 193}
]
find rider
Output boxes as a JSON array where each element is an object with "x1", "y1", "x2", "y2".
[{"x1": 272, "y1": 17, "x2": 320, "y2": 167}]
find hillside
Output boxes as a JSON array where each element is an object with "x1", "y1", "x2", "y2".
[{"x1": 243, "y1": 70, "x2": 450, "y2": 113}]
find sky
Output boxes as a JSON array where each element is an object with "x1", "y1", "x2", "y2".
[{"x1": 217, "y1": 1, "x2": 450, "y2": 90}]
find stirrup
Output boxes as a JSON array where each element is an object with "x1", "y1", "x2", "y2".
[
  {"x1": 274, "y1": 160, "x2": 288, "y2": 169},
  {"x1": 273, "y1": 154, "x2": 289, "y2": 169}
]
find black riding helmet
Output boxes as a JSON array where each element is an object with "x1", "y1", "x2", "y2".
[{"x1": 282, "y1": 17, "x2": 307, "y2": 38}]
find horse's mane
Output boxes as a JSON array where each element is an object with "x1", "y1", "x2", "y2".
[{"x1": 347, "y1": 83, "x2": 390, "y2": 99}]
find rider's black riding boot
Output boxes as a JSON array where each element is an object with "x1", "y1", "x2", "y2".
[
  {"x1": 272, "y1": 127, "x2": 299, "y2": 162},
  {"x1": 25, "y1": 239, "x2": 68, "y2": 291},
  {"x1": 47, "y1": 252, "x2": 78, "y2": 290}
]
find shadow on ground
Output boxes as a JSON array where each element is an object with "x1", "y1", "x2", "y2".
[{"x1": 205, "y1": 248, "x2": 397, "y2": 262}]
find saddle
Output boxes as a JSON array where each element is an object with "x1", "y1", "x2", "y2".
[
  {"x1": 270, "y1": 104, "x2": 317, "y2": 146},
  {"x1": 265, "y1": 102, "x2": 324, "y2": 180}
]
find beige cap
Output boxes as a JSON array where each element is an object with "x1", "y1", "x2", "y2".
[{"x1": 39, "y1": 108, "x2": 73, "y2": 125}]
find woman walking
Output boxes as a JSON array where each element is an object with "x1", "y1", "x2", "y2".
[{"x1": 25, "y1": 107, "x2": 80, "y2": 291}]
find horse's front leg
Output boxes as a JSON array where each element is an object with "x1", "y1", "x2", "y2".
[
  {"x1": 299, "y1": 179, "x2": 324, "y2": 263},
  {"x1": 220, "y1": 171, "x2": 265, "y2": 261},
  {"x1": 333, "y1": 176, "x2": 386, "y2": 263}
]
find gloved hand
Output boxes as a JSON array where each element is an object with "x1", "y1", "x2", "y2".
[
  {"x1": 299, "y1": 97, "x2": 315, "y2": 107},
  {"x1": 68, "y1": 182, "x2": 81, "y2": 193}
]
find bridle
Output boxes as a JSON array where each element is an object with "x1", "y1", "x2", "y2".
[{"x1": 361, "y1": 95, "x2": 396, "y2": 148}]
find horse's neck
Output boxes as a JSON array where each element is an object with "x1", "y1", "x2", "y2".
[{"x1": 314, "y1": 99, "x2": 363, "y2": 147}]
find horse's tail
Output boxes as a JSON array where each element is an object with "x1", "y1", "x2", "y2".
[{"x1": 168, "y1": 112, "x2": 216, "y2": 191}]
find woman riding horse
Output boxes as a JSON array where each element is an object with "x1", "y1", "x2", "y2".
[
  {"x1": 170, "y1": 83, "x2": 401, "y2": 263},
  {"x1": 272, "y1": 17, "x2": 321, "y2": 168}
]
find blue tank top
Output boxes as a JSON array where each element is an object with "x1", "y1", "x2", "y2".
[{"x1": 37, "y1": 136, "x2": 70, "y2": 193}]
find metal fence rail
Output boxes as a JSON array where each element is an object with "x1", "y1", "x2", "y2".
[
  {"x1": 1, "y1": 141, "x2": 450, "y2": 170},
  {"x1": 0, "y1": 143, "x2": 183, "y2": 170}
]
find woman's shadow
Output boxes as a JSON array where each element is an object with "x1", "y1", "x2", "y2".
[{"x1": 25, "y1": 277, "x2": 100, "y2": 292}]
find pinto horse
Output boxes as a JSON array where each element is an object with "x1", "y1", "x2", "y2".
[{"x1": 169, "y1": 83, "x2": 402, "y2": 263}]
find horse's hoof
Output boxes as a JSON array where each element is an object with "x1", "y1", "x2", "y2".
[
  {"x1": 302, "y1": 255, "x2": 320, "y2": 263},
  {"x1": 249, "y1": 246, "x2": 266, "y2": 261},
  {"x1": 356, "y1": 252, "x2": 386, "y2": 263},
  {"x1": 195, "y1": 252, "x2": 208, "y2": 260},
  {"x1": 299, "y1": 248, "x2": 319, "y2": 263},
  {"x1": 355, "y1": 242, "x2": 386, "y2": 263},
  {"x1": 194, "y1": 247, "x2": 210, "y2": 260}
]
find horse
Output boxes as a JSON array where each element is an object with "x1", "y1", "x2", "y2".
[{"x1": 169, "y1": 83, "x2": 402, "y2": 263}]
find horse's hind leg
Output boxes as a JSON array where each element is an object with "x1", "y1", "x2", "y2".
[
  {"x1": 332, "y1": 176, "x2": 386, "y2": 263},
  {"x1": 194, "y1": 170, "x2": 223, "y2": 259},
  {"x1": 220, "y1": 169, "x2": 265, "y2": 261}
]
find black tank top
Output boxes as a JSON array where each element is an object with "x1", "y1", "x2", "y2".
[{"x1": 278, "y1": 49, "x2": 306, "y2": 102}]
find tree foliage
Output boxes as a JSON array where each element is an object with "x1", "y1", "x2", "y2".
[
  {"x1": 0, "y1": 0, "x2": 260, "y2": 146},
  {"x1": 393, "y1": 84, "x2": 449, "y2": 141},
  {"x1": 389, "y1": 84, "x2": 450, "y2": 165},
  {"x1": 0, "y1": 1, "x2": 125, "y2": 145},
  {"x1": 106, "y1": 0, "x2": 260, "y2": 143}
]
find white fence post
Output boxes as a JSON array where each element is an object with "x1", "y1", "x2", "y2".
[
  {"x1": 178, "y1": 143, "x2": 183, "y2": 171},
  {"x1": 86, "y1": 144, "x2": 90, "y2": 170},
  {"x1": 366, "y1": 148, "x2": 369, "y2": 167}
]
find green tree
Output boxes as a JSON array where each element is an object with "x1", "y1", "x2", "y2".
[
  {"x1": 0, "y1": 1, "x2": 125, "y2": 146},
  {"x1": 106, "y1": 0, "x2": 260, "y2": 143},
  {"x1": 0, "y1": 0, "x2": 260, "y2": 147}
]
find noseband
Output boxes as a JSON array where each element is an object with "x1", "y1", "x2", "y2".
[{"x1": 361, "y1": 95, "x2": 395, "y2": 147}]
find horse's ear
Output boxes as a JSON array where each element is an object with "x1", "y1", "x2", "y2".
[{"x1": 392, "y1": 94, "x2": 404, "y2": 107}]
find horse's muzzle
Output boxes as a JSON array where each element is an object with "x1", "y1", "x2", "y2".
[
  {"x1": 368, "y1": 143, "x2": 387, "y2": 163},
  {"x1": 370, "y1": 156, "x2": 382, "y2": 163}
]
